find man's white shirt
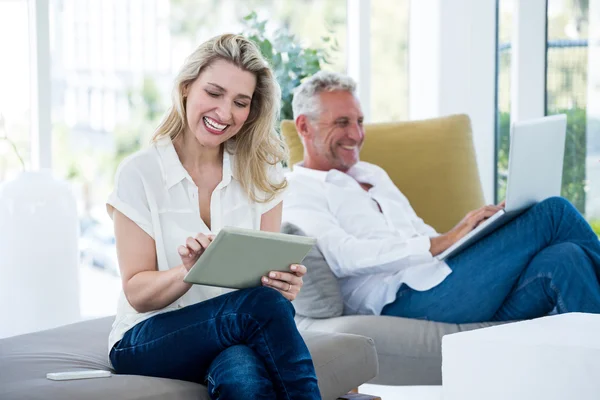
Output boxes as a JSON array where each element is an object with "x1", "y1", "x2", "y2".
[{"x1": 282, "y1": 162, "x2": 452, "y2": 315}]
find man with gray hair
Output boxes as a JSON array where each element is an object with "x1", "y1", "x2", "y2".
[
  {"x1": 282, "y1": 70, "x2": 600, "y2": 324},
  {"x1": 290, "y1": 71, "x2": 360, "y2": 172}
]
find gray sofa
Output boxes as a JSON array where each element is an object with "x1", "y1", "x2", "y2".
[
  {"x1": 283, "y1": 223, "x2": 506, "y2": 386},
  {"x1": 0, "y1": 316, "x2": 378, "y2": 400}
]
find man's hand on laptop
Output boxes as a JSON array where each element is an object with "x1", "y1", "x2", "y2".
[{"x1": 429, "y1": 204, "x2": 505, "y2": 256}]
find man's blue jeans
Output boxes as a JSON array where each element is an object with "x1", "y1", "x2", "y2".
[
  {"x1": 382, "y1": 197, "x2": 600, "y2": 323},
  {"x1": 110, "y1": 286, "x2": 321, "y2": 400}
]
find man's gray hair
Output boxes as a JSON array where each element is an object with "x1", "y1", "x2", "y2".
[{"x1": 292, "y1": 71, "x2": 357, "y2": 121}]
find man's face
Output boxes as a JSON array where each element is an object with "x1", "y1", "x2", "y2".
[{"x1": 302, "y1": 91, "x2": 365, "y2": 172}]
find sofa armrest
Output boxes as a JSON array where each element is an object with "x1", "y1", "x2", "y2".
[{"x1": 300, "y1": 330, "x2": 379, "y2": 399}]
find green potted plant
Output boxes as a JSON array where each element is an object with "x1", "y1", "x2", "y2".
[{"x1": 240, "y1": 11, "x2": 337, "y2": 121}]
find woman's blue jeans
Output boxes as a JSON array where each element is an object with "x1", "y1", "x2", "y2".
[
  {"x1": 110, "y1": 286, "x2": 321, "y2": 400},
  {"x1": 382, "y1": 197, "x2": 600, "y2": 323}
]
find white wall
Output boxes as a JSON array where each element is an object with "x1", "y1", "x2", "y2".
[
  {"x1": 408, "y1": 0, "x2": 441, "y2": 121},
  {"x1": 410, "y1": 0, "x2": 497, "y2": 204},
  {"x1": 29, "y1": 0, "x2": 52, "y2": 170},
  {"x1": 346, "y1": 0, "x2": 371, "y2": 122},
  {"x1": 510, "y1": 0, "x2": 547, "y2": 122}
]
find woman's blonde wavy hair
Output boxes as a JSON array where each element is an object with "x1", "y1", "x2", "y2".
[{"x1": 152, "y1": 34, "x2": 288, "y2": 203}]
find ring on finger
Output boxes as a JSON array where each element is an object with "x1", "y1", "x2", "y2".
[{"x1": 286, "y1": 283, "x2": 292, "y2": 292}]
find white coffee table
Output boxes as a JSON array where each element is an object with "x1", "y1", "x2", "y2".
[{"x1": 442, "y1": 313, "x2": 600, "y2": 400}]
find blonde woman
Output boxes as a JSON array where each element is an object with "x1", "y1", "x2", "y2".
[{"x1": 106, "y1": 34, "x2": 321, "y2": 399}]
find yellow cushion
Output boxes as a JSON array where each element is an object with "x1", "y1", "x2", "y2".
[{"x1": 281, "y1": 114, "x2": 485, "y2": 232}]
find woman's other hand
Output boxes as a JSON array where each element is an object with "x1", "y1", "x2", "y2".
[{"x1": 261, "y1": 264, "x2": 306, "y2": 301}]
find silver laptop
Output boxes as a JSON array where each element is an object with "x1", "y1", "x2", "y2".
[{"x1": 436, "y1": 114, "x2": 567, "y2": 261}]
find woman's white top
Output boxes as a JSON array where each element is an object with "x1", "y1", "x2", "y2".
[{"x1": 106, "y1": 137, "x2": 284, "y2": 353}]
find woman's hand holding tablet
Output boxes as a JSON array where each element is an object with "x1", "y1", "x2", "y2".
[{"x1": 261, "y1": 263, "x2": 308, "y2": 301}]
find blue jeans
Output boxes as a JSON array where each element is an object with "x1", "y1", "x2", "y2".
[
  {"x1": 381, "y1": 197, "x2": 600, "y2": 323},
  {"x1": 110, "y1": 286, "x2": 321, "y2": 400}
]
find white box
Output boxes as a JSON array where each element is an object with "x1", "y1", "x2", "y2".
[{"x1": 442, "y1": 313, "x2": 600, "y2": 400}]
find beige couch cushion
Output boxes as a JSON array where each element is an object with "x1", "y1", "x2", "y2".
[
  {"x1": 282, "y1": 223, "x2": 344, "y2": 318},
  {"x1": 281, "y1": 114, "x2": 486, "y2": 232},
  {"x1": 0, "y1": 317, "x2": 377, "y2": 400}
]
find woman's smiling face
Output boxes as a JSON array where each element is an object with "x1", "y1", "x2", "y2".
[{"x1": 184, "y1": 58, "x2": 257, "y2": 148}]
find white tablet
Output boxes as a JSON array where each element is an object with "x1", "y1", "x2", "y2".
[{"x1": 183, "y1": 226, "x2": 316, "y2": 289}]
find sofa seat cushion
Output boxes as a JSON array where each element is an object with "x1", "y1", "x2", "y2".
[
  {"x1": 1, "y1": 316, "x2": 377, "y2": 400},
  {"x1": 296, "y1": 314, "x2": 506, "y2": 386},
  {"x1": 0, "y1": 317, "x2": 207, "y2": 400}
]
